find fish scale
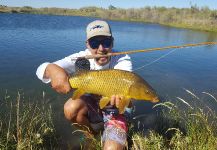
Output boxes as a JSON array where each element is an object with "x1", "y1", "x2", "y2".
[{"x1": 69, "y1": 69, "x2": 159, "y2": 114}]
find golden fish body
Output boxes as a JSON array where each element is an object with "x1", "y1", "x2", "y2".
[{"x1": 69, "y1": 69, "x2": 159, "y2": 114}]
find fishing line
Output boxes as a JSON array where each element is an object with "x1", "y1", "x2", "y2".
[
  {"x1": 71, "y1": 41, "x2": 217, "y2": 61},
  {"x1": 133, "y1": 48, "x2": 177, "y2": 71},
  {"x1": 133, "y1": 44, "x2": 212, "y2": 71},
  {"x1": 70, "y1": 41, "x2": 217, "y2": 72}
]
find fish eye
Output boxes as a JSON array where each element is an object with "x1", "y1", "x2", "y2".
[{"x1": 146, "y1": 90, "x2": 150, "y2": 94}]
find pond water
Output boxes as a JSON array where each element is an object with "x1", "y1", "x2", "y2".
[{"x1": 0, "y1": 13, "x2": 217, "y2": 147}]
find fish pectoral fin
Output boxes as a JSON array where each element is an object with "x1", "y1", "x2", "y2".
[
  {"x1": 99, "y1": 97, "x2": 110, "y2": 109},
  {"x1": 72, "y1": 89, "x2": 85, "y2": 100},
  {"x1": 118, "y1": 97, "x2": 131, "y2": 114}
]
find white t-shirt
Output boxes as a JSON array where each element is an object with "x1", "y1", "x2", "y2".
[{"x1": 36, "y1": 49, "x2": 132, "y2": 83}]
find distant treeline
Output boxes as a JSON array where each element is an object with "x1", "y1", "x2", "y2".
[{"x1": 1, "y1": 5, "x2": 217, "y2": 32}]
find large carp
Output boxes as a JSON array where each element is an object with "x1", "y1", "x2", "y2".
[{"x1": 69, "y1": 69, "x2": 159, "y2": 114}]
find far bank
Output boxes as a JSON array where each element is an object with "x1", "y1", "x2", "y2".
[{"x1": 1, "y1": 5, "x2": 217, "y2": 33}]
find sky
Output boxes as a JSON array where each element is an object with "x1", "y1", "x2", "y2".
[{"x1": 1, "y1": 0, "x2": 217, "y2": 10}]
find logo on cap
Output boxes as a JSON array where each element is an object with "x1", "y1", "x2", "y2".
[{"x1": 90, "y1": 25, "x2": 104, "y2": 31}]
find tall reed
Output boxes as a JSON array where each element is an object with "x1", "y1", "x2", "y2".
[
  {"x1": 131, "y1": 91, "x2": 217, "y2": 149},
  {"x1": 0, "y1": 91, "x2": 59, "y2": 150}
]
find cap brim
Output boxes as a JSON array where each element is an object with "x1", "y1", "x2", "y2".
[{"x1": 87, "y1": 32, "x2": 112, "y2": 40}]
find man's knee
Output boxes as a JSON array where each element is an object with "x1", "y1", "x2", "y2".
[{"x1": 64, "y1": 98, "x2": 86, "y2": 121}]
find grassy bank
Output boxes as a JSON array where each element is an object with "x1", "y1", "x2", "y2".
[
  {"x1": 0, "y1": 5, "x2": 217, "y2": 32},
  {"x1": 131, "y1": 91, "x2": 217, "y2": 149},
  {"x1": 1, "y1": 90, "x2": 217, "y2": 149},
  {"x1": 83, "y1": 90, "x2": 217, "y2": 149},
  {"x1": 0, "y1": 91, "x2": 60, "y2": 149}
]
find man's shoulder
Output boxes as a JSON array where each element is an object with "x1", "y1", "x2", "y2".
[
  {"x1": 110, "y1": 49, "x2": 132, "y2": 71},
  {"x1": 67, "y1": 49, "x2": 91, "y2": 58}
]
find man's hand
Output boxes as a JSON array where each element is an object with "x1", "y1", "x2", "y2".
[
  {"x1": 45, "y1": 64, "x2": 71, "y2": 94},
  {"x1": 110, "y1": 95, "x2": 123, "y2": 108},
  {"x1": 109, "y1": 95, "x2": 132, "y2": 108}
]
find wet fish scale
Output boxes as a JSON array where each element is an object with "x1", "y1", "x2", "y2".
[{"x1": 69, "y1": 69, "x2": 159, "y2": 114}]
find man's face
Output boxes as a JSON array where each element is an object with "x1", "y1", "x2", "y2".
[{"x1": 87, "y1": 36, "x2": 113, "y2": 66}]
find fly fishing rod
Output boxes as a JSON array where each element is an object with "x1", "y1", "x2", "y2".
[{"x1": 71, "y1": 41, "x2": 217, "y2": 60}]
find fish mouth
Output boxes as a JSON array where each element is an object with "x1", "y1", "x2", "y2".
[{"x1": 152, "y1": 96, "x2": 160, "y2": 103}]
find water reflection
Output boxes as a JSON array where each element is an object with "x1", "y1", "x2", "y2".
[{"x1": 0, "y1": 13, "x2": 217, "y2": 148}]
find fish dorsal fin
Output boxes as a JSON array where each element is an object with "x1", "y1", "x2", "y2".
[{"x1": 99, "y1": 97, "x2": 110, "y2": 109}]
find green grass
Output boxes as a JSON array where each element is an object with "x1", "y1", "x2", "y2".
[
  {"x1": 73, "y1": 90, "x2": 217, "y2": 150},
  {"x1": 130, "y1": 90, "x2": 217, "y2": 150},
  {"x1": 1, "y1": 90, "x2": 217, "y2": 149},
  {"x1": 0, "y1": 91, "x2": 60, "y2": 150}
]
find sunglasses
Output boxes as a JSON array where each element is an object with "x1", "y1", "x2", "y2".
[{"x1": 88, "y1": 38, "x2": 113, "y2": 49}]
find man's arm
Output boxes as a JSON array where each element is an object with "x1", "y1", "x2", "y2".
[
  {"x1": 36, "y1": 61, "x2": 73, "y2": 94},
  {"x1": 36, "y1": 50, "x2": 90, "y2": 93}
]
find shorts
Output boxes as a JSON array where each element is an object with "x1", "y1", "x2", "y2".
[
  {"x1": 81, "y1": 94, "x2": 103, "y2": 124},
  {"x1": 81, "y1": 94, "x2": 133, "y2": 145},
  {"x1": 102, "y1": 112, "x2": 128, "y2": 145}
]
